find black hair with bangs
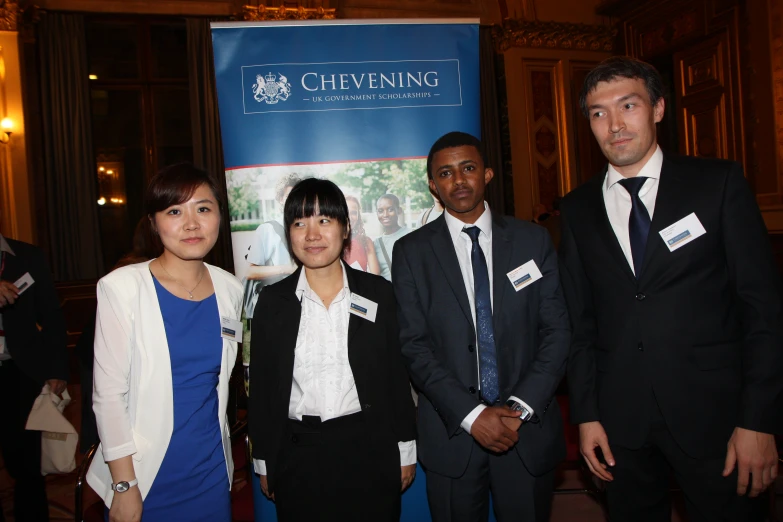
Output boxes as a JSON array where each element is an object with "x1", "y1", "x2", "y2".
[{"x1": 283, "y1": 178, "x2": 351, "y2": 262}]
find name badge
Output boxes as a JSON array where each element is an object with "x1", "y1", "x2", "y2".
[
  {"x1": 14, "y1": 272, "x2": 34, "y2": 295},
  {"x1": 349, "y1": 292, "x2": 378, "y2": 323},
  {"x1": 220, "y1": 316, "x2": 243, "y2": 342},
  {"x1": 506, "y1": 260, "x2": 543, "y2": 292},
  {"x1": 658, "y1": 213, "x2": 706, "y2": 252}
]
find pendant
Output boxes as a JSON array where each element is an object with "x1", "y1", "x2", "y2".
[{"x1": 188, "y1": 293, "x2": 194, "y2": 299}]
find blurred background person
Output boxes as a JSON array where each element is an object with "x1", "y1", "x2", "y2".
[
  {"x1": 343, "y1": 194, "x2": 380, "y2": 275},
  {"x1": 374, "y1": 194, "x2": 410, "y2": 281},
  {"x1": 242, "y1": 173, "x2": 300, "y2": 321},
  {"x1": 0, "y1": 232, "x2": 68, "y2": 522}
]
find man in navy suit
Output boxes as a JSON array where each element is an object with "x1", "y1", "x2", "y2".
[
  {"x1": 393, "y1": 132, "x2": 570, "y2": 522},
  {"x1": 560, "y1": 57, "x2": 782, "y2": 521}
]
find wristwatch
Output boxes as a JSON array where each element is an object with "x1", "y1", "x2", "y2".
[
  {"x1": 111, "y1": 479, "x2": 138, "y2": 493},
  {"x1": 505, "y1": 399, "x2": 534, "y2": 422}
]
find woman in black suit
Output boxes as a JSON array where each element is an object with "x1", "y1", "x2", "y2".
[{"x1": 248, "y1": 178, "x2": 417, "y2": 522}]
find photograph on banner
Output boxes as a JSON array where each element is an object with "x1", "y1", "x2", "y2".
[{"x1": 228, "y1": 158, "x2": 442, "y2": 363}]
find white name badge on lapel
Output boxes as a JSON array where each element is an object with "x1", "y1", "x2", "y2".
[
  {"x1": 14, "y1": 272, "x2": 34, "y2": 295},
  {"x1": 220, "y1": 317, "x2": 243, "y2": 342},
  {"x1": 658, "y1": 213, "x2": 706, "y2": 252},
  {"x1": 349, "y1": 293, "x2": 378, "y2": 323},
  {"x1": 506, "y1": 260, "x2": 543, "y2": 292}
]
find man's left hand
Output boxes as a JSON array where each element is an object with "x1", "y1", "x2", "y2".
[
  {"x1": 723, "y1": 427, "x2": 779, "y2": 497},
  {"x1": 46, "y1": 379, "x2": 67, "y2": 395}
]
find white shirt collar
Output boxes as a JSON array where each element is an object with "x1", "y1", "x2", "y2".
[
  {"x1": 605, "y1": 144, "x2": 663, "y2": 191},
  {"x1": 295, "y1": 261, "x2": 350, "y2": 302},
  {"x1": 0, "y1": 234, "x2": 14, "y2": 256},
  {"x1": 443, "y1": 201, "x2": 493, "y2": 245}
]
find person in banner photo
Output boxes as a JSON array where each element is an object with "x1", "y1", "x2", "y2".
[
  {"x1": 560, "y1": 57, "x2": 782, "y2": 522},
  {"x1": 393, "y1": 132, "x2": 569, "y2": 522},
  {"x1": 344, "y1": 194, "x2": 381, "y2": 274},
  {"x1": 243, "y1": 173, "x2": 300, "y2": 320},
  {"x1": 249, "y1": 178, "x2": 417, "y2": 522},
  {"x1": 88, "y1": 164, "x2": 243, "y2": 522},
  {"x1": 375, "y1": 193, "x2": 411, "y2": 281}
]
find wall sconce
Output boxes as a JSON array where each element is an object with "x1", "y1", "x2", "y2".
[{"x1": 0, "y1": 117, "x2": 13, "y2": 144}]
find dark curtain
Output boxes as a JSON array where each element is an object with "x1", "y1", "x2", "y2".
[
  {"x1": 187, "y1": 18, "x2": 234, "y2": 273},
  {"x1": 38, "y1": 13, "x2": 104, "y2": 280},
  {"x1": 479, "y1": 25, "x2": 511, "y2": 216}
]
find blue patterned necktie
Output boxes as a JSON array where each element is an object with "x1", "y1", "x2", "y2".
[
  {"x1": 618, "y1": 176, "x2": 651, "y2": 278},
  {"x1": 463, "y1": 226, "x2": 499, "y2": 404}
]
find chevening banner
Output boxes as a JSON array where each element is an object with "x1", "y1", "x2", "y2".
[{"x1": 211, "y1": 19, "x2": 480, "y2": 521}]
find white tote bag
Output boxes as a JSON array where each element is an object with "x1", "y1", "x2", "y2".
[{"x1": 25, "y1": 385, "x2": 78, "y2": 475}]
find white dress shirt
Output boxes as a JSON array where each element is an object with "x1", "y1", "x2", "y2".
[
  {"x1": 603, "y1": 145, "x2": 663, "y2": 274},
  {"x1": 442, "y1": 203, "x2": 533, "y2": 433},
  {"x1": 0, "y1": 234, "x2": 15, "y2": 361},
  {"x1": 253, "y1": 263, "x2": 416, "y2": 475}
]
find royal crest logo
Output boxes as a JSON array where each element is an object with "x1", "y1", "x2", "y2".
[{"x1": 252, "y1": 72, "x2": 292, "y2": 104}]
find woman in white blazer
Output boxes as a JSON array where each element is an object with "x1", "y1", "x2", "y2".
[{"x1": 88, "y1": 163, "x2": 243, "y2": 522}]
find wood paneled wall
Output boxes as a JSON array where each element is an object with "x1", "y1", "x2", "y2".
[
  {"x1": 495, "y1": 21, "x2": 614, "y2": 219},
  {"x1": 602, "y1": 0, "x2": 783, "y2": 233}
]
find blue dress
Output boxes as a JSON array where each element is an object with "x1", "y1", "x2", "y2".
[{"x1": 107, "y1": 278, "x2": 230, "y2": 521}]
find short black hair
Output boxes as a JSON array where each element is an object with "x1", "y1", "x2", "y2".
[
  {"x1": 579, "y1": 56, "x2": 665, "y2": 118},
  {"x1": 426, "y1": 131, "x2": 488, "y2": 179},
  {"x1": 283, "y1": 178, "x2": 351, "y2": 263},
  {"x1": 376, "y1": 193, "x2": 401, "y2": 210}
]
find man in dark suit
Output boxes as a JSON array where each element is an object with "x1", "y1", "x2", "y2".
[
  {"x1": 0, "y1": 234, "x2": 68, "y2": 521},
  {"x1": 393, "y1": 132, "x2": 570, "y2": 522},
  {"x1": 559, "y1": 56, "x2": 782, "y2": 521}
]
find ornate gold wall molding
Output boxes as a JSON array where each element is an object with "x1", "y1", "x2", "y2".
[
  {"x1": 493, "y1": 20, "x2": 616, "y2": 53},
  {"x1": 241, "y1": 5, "x2": 336, "y2": 21},
  {"x1": 0, "y1": 0, "x2": 19, "y2": 31}
]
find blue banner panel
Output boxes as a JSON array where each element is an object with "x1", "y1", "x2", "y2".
[{"x1": 211, "y1": 20, "x2": 479, "y2": 167}]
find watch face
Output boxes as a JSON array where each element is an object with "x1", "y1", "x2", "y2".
[{"x1": 115, "y1": 481, "x2": 129, "y2": 493}]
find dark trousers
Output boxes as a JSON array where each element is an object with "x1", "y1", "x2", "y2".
[
  {"x1": 605, "y1": 393, "x2": 763, "y2": 522},
  {"x1": 273, "y1": 412, "x2": 401, "y2": 522},
  {"x1": 0, "y1": 360, "x2": 49, "y2": 522},
  {"x1": 425, "y1": 441, "x2": 555, "y2": 522}
]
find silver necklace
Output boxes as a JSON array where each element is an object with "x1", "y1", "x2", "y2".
[{"x1": 157, "y1": 258, "x2": 205, "y2": 299}]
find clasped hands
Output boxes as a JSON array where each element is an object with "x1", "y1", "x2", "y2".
[{"x1": 470, "y1": 405, "x2": 524, "y2": 453}]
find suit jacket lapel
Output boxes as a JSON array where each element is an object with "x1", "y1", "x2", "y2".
[
  {"x1": 428, "y1": 216, "x2": 474, "y2": 328},
  {"x1": 589, "y1": 170, "x2": 638, "y2": 284},
  {"x1": 639, "y1": 155, "x2": 686, "y2": 284},
  {"x1": 344, "y1": 265, "x2": 362, "y2": 344},
  {"x1": 491, "y1": 213, "x2": 511, "y2": 332},
  {"x1": 273, "y1": 268, "x2": 303, "y2": 402}
]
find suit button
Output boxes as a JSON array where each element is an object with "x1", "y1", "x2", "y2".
[
  {"x1": 638, "y1": 342, "x2": 644, "y2": 351},
  {"x1": 635, "y1": 293, "x2": 646, "y2": 301},
  {"x1": 291, "y1": 435, "x2": 298, "y2": 443},
  {"x1": 469, "y1": 386, "x2": 476, "y2": 394},
  {"x1": 364, "y1": 403, "x2": 371, "y2": 409},
  {"x1": 468, "y1": 344, "x2": 474, "y2": 352}
]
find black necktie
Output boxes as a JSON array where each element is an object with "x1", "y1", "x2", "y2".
[
  {"x1": 618, "y1": 177, "x2": 651, "y2": 277},
  {"x1": 462, "y1": 226, "x2": 499, "y2": 404}
]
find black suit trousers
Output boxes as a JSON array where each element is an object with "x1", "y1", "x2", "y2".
[
  {"x1": 425, "y1": 440, "x2": 554, "y2": 522},
  {"x1": 0, "y1": 360, "x2": 49, "y2": 522},
  {"x1": 605, "y1": 391, "x2": 763, "y2": 522},
  {"x1": 273, "y1": 412, "x2": 401, "y2": 522}
]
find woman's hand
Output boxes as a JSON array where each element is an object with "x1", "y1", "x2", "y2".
[
  {"x1": 108, "y1": 486, "x2": 143, "y2": 522},
  {"x1": 400, "y1": 464, "x2": 416, "y2": 492},
  {"x1": 259, "y1": 475, "x2": 275, "y2": 500}
]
